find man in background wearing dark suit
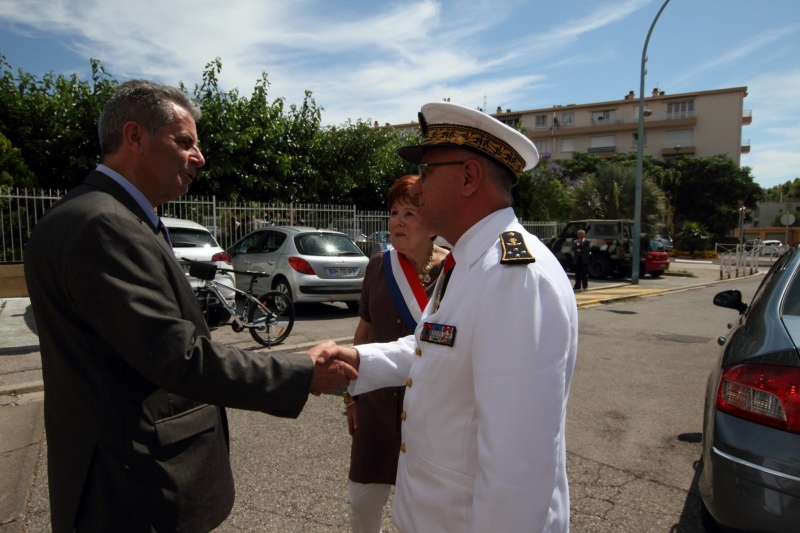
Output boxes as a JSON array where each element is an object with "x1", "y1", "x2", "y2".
[
  {"x1": 24, "y1": 80, "x2": 356, "y2": 533},
  {"x1": 572, "y1": 229, "x2": 590, "y2": 291}
]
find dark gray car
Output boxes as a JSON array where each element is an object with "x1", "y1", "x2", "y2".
[{"x1": 701, "y1": 246, "x2": 800, "y2": 531}]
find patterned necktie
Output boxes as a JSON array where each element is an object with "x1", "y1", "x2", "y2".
[
  {"x1": 433, "y1": 254, "x2": 456, "y2": 312},
  {"x1": 157, "y1": 219, "x2": 172, "y2": 248}
]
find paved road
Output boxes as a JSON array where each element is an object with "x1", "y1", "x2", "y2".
[
  {"x1": 567, "y1": 276, "x2": 760, "y2": 531},
  {"x1": 6, "y1": 270, "x2": 764, "y2": 532}
]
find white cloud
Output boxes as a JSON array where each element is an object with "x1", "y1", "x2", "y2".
[
  {"x1": 515, "y1": 0, "x2": 649, "y2": 59},
  {"x1": 670, "y1": 25, "x2": 800, "y2": 87},
  {"x1": 0, "y1": 0, "x2": 521, "y2": 123},
  {"x1": 744, "y1": 150, "x2": 800, "y2": 188}
]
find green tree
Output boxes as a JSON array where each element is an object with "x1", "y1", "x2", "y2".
[
  {"x1": 764, "y1": 178, "x2": 800, "y2": 201},
  {"x1": 769, "y1": 210, "x2": 800, "y2": 227},
  {"x1": 0, "y1": 131, "x2": 36, "y2": 188},
  {"x1": 570, "y1": 162, "x2": 665, "y2": 232},
  {"x1": 188, "y1": 58, "x2": 322, "y2": 202},
  {"x1": 512, "y1": 153, "x2": 573, "y2": 220},
  {"x1": 0, "y1": 55, "x2": 116, "y2": 190},
  {"x1": 308, "y1": 120, "x2": 418, "y2": 208},
  {"x1": 677, "y1": 221, "x2": 711, "y2": 255},
  {"x1": 668, "y1": 155, "x2": 762, "y2": 239}
]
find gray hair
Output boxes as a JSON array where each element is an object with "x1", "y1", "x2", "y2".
[
  {"x1": 457, "y1": 149, "x2": 514, "y2": 202},
  {"x1": 98, "y1": 79, "x2": 201, "y2": 157}
]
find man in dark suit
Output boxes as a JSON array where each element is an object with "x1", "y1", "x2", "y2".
[
  {"x1": 24, "y1": 80, "x2": 356, "y2": 533},
  {"x1": 572, "y1": 229, "x2": 590, "y2": 291}
]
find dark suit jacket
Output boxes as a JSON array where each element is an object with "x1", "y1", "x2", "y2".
[
  {"x1": 24, "y1": 171, "x2": 314, "y2": 533},
  {"x1": 572, "y1": 237, "x2": 591, "y2": 264}
]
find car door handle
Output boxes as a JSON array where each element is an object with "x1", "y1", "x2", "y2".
[{"x1": 267, "y1": 261, "x2": 275, "y2": 265}]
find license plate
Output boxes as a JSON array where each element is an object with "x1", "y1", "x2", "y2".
[
  {"x1": 659, "y1": 263, "x2": 667, "y2": 268},
  {"x1": 327, "y1": 267, "x2": 356, "y2": 276}
]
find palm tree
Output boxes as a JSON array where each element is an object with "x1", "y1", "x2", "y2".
[
  {"x1": 571, "y1": 163, "x2": 666, "y2": 233},
  {"x1": 678, "y1": 221, "x2": 711, "y2": 256}
]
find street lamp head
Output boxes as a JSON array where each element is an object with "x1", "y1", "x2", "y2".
[{"x1": 643, "y1": 108, "x2": 653, "y2": 117}]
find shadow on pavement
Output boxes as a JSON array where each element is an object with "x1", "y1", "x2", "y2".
[
  {"x1": 670, "y1": 452, "x2": 706, "y2": 533},
  {"x1": 24, "y1": 305, "x2": 39, "y2": 336}
]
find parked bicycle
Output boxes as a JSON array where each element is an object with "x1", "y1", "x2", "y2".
[{"x1": 187, "y1": 261, "x2": 295, "y2": 347}]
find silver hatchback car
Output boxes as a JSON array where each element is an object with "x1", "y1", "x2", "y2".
[{"x1": 227, "y1": 226, "x2": 368, "y2": 309}]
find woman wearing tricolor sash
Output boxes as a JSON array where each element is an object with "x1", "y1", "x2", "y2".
[{"x1": 345, "y1": 175, "x2": 449, "y2": 533}]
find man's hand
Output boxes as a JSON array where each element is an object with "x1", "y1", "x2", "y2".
[
  {"x1": 308, "y1": 354, "x2": 358, "y2": 396},
  {"x1": 308, "y1": 340, "x2": 360, "y2": 369}
]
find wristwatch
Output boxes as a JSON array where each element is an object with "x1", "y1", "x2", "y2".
[{"x1": 342, "y1": 391, "x2": 358, "y2": 408}]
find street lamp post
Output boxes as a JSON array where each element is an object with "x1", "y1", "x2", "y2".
[{"x1": 632, "y1": 0, "x2": 671, "y2": 284}]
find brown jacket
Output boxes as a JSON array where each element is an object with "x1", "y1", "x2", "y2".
[{"x1": 349, "y1": 252, "x2": 442, "y2": 484}]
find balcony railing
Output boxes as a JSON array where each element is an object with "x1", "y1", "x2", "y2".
[
  {"x1": 587, "y1": 146, "x2": 617, "y2": 153},
  {"x1": 548, "y1": 110, "x2": 697, "y2": 130}
]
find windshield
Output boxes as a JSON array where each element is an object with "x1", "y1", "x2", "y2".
[
  {"x1": 295, "y1": 234, "x2": 364, "y2": 256},
  {"x1": 168, "y1": 228, "x2": 219, "y2": 248},
  {"x1": 560, "y1": 222, "x2": 588, "y2": 239}
]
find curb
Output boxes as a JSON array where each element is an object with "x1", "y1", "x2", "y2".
[
  {"x1": 577, "y1": 289, "x2": 671, "y2": 308},
  {"x1": 0, "y1": 381, "x2": 44, "y2": 396},
  {"x1": 576, "y1": 272, "x2": 762, "y2": 309}
]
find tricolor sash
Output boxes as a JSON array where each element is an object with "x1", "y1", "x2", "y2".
[{"x1": 383, "y1": 248, "x2": 430, "y2": 330}]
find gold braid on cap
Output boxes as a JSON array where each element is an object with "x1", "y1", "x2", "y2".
[{"x1": 423, "y1": 124, "x2": 525, "y2": 179}]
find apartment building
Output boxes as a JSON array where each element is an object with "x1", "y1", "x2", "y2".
[{"x1": 386, "y1": 87, "x2": 751, "y2": 163}]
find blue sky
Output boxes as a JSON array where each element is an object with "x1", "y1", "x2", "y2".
[{"x1": 0, "y1": 0, "x2": 798, "y2": 188}]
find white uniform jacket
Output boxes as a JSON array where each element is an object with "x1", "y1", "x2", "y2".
[{"x1": 350, "y1": 207, "x2": 578, "y2": 533}]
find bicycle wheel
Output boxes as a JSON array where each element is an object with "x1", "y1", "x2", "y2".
[{"x1": 248, "y1": 291, "x2": 295, "y2": 347}]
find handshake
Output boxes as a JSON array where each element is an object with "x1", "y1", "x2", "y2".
[{"x1": 307, "y1": 340, "x2": 360, "y2": 395}]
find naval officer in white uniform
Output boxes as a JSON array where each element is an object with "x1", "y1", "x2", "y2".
[{"x1": 311, "y1": 102, "x2": 577, "y2": 533}]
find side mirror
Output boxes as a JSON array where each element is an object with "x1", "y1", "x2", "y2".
[{"x1": 713, "y1": 290, "x2": 748, "y2": 314}]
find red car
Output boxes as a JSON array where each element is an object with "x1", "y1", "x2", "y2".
[{"x1": 642, "y1": 239, "x2": 670, "y2": 278}]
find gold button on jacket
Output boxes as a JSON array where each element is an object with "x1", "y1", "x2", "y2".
[{"x1": 406, "y1": 378, "x2": 412, "y2": 388}]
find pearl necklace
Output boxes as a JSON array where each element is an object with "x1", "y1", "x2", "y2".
[{"x1": 418, "y1": 245, "x2": 435, "y2": 284}]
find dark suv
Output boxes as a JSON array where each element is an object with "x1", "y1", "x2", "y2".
[{"x1": 548, "y1": 219, "x2": 669, "y2": 279}]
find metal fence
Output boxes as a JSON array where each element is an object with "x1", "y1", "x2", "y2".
[
  {"x1": 1, "y1": 187, "x2": 564, "y2": 262},
  {"x1": 714, "y1": 242, "x2": 789, "y2": 279},
  {"x1": 1, "y1": 188, "x2": 65, "y2": 263}
]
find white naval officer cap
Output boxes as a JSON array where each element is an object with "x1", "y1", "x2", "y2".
[{"x1": 397, "y1": 102, "x2": 539, "y2": 180}]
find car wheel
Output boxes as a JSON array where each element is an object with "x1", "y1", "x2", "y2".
[
  {"x1": 273, "y1": 277, "x2": 293, "y2": 303},
  {"x1": 588, "y1": 256, "x2": 612, "y2": 279},
  {"x1": 649, "y1": 270, "x2": 664, "y2": 278},
  {"x1": 346, "y1": 301, "x2": 359, "y2": 312}
]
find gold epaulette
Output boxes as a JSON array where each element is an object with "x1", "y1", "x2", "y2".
[{"x1": 499, "y1": 231, "x2": 535, "y2": 264}]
